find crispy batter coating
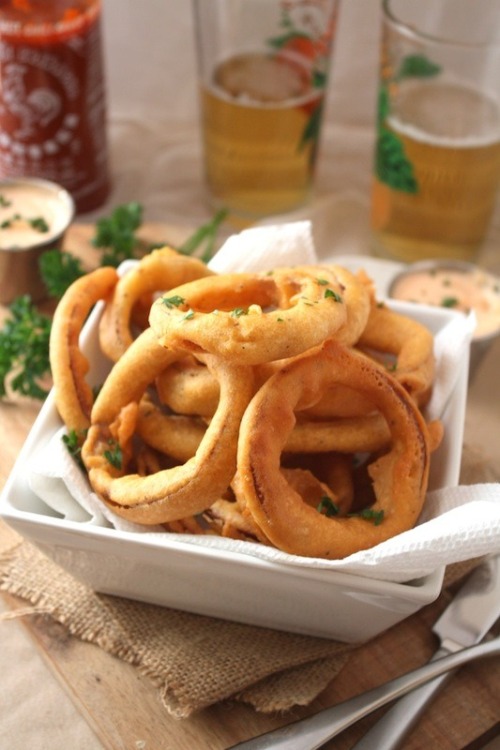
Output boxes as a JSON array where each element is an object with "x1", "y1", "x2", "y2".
[
  {"x1": 49, "y1": 266, "x2": 118, "y2": 432},
  {"x1": 149, "y1": 266, "x2": 358, "y2": 365}
]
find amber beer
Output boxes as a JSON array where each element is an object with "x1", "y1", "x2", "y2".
[
  {"x1": 200, "y1": 52, "x2": 323, "y2": 224},
  {"x1": 371, "y1": 81, "x2": 500, "y2": 262}
]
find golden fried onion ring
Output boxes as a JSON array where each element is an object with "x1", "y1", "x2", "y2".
[
  {"x1": 50, "y1": 266, "x2": 118, "y2": 432},
  {"x1": 82, "y1": 328, "x2": 254, "y2": 524},
  {"x1": 358, "y1": 304, "x2": 435, "y2": 405},
  {"x1": 156, "y1": 355, "x2": 219, "y2": 417},
  {"x1": 135, "y1": 393, "x2": 207, "y2": 462},
  {"x1": 99, "y1": 246, "x2": 213, "y2": 362},
  {"x1": 236, "y1": 339, "x2": 432, "y2": 559},
  {"x1": 149, "y1": 266, "x2": 364, "y2": 365}
]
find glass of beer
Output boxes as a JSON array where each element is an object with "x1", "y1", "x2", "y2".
[
  {"x1": 371, "y1": 0, "x2": 500, "y2": 262},
  {"x1": 192, "y1": 0, "x2": 339, "y2": 226}
]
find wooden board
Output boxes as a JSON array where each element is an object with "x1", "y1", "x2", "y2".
[{"x1": 1, "y1": 223, "x2": 500, "y2": 749}]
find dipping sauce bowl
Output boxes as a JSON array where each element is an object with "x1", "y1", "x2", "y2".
[
  {"x1": 0, "y1": 178, "x2": 75, "y2": 305},
  {"x1": 389, "y1": 259, "x2": 500, "y2": 378}
]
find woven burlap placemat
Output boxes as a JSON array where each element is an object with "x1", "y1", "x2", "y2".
[{"x1": 0, "y1": 443, "x2": 495, "y2": 718}]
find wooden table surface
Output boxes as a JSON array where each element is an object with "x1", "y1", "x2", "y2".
[{"x1": 1, "y1": 224, "x2": 499, "y2": 750}]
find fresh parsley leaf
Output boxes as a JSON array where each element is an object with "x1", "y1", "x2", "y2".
[
  {"x1": 39, "y1": 249, "x2": 85, "y2": 299},
  {"x1": 92, "y1": 202, "x2": 143, "y2": 266},
  {"x1": 162, "y1": 295, "x2": 186, "y2": 308},
  {"x1": 325, "y1": 288, "x2": 343, "y2": 302},
  {"x1": 29, "y1": 216, "x2": 50, "y2": 233},
  {"x1": 230, "y1": 307, "x2": 248, "y2": 318},
  {"x1": 0, "y1": 296, "x2": 51, "y2": 399},
  {"x1": 62, "y1": 429, "x2": 87, "y2": 470},
  {"x1": 103, "y1": 440, "x2": 123, "y2": 469},
  {"x1": 317, "y1": 496, "x2": 340, "y2": 517}
]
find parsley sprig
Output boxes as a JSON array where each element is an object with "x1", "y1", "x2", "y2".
[
  {"x1": 92, "y1": 201, "x2": 143, "y2": 267},
  {"x1": 39, "y1": 249, "x2": 86, "y2": 299},
  {"x1": 0, "y1": 296, "x2": 51, "y2": 399}
]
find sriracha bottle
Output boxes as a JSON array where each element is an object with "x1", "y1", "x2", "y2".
[{"x1": 0, "y1": 0, "x2": 110, "y2": 213}]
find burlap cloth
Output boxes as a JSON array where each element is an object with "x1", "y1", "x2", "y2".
[{"x1": 0, "y1": 442, "x2": 497, "y2": 719}]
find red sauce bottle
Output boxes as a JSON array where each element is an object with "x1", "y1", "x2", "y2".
[{"x1": 0, "y1": 0, "x2": 110, "y2": 213}]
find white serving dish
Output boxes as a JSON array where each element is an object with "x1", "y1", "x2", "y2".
[{"x1": 0, "y1": 258, "x2": 469, "y2": 642}]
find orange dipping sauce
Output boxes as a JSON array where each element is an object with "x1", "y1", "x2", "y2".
[{"x1": 390, "y1": 262, "x2": 500, "y2": 339}]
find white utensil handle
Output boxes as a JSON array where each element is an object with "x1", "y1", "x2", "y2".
[
  {"x1": 349, "y1": 646, "x2": 452, "y2": 750},
  {"x1": 226, "y1": 637, "x2": 500, "y2": 750}
]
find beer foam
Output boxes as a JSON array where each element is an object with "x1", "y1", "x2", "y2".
[{"x1": 387, "y1": 81, "x2": 500, "y2": 149}]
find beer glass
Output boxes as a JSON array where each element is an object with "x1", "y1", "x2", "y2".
[
  {"x1": 371, "y1": 0, "x2": 500, "y2": 262},
  {"x1": 192, "y1": 0, "x2": 339, "y2": 226}
]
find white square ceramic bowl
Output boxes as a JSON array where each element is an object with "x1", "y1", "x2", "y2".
[{"x1": 0, "y1": 258, "x2": 469, "y2": 642}]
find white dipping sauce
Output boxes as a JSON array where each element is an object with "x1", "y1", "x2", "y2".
[{"x1": 0, "y1": 180, "x2": 73, "y2": 250}]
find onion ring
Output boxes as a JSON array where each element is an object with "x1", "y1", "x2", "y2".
[
  {"x1": 135, "y1": 393, "x2": 207, "y2": 462},
  {"x1": 49, "y1": 266, "x2": 118, "y2": 433},
  {"x1": 149, "y1": 266, "x2": 352, "y2": 365},
  {"x1": 82, "y1": 328, "x2": 254, "y2": 524},
  {"x1": 358, "y1": 304, "x2": 435, "y2": 406},
  {"x1": 156, "y1": 355, "x2": 219, "y2": 417},
  {"x1": 99, "y1": 246, "x2": 213, "y2": 362},
  {"x1": 284, "y1": 413, "x2": 391, "y2": 454},
  {"x1": 236, "y1": 339, "x2": 432, "y2": 559}
]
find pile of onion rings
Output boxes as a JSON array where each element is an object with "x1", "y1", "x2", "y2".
[{"x1": 49, "y1": 245, "x2": 443, "y2": 559}]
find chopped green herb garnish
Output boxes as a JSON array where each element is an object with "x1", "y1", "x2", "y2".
[
  {"x1": 441, "y1": 297, "x2": 459, "y2": 308},
  {"x1": 316, "y1": 278, "x2": 329, "y2": 286},
  {"x1": 0, "y1": 194, "x2": 11, "y2": 207},
  {"x1": 162, "y1": 295, "x2": 186, "y2": 308},
  {"x1": 231, "y1": 307, "x2": 248, "y2": 318},
  {"x1": 103, "y1": 441, "x2": 123, "y2": 469},
  {"x1": 349, "y1": 508, "x2": 385, "y2": 525},
  {"x1": 182, "y1": 309, "x2": 195, "y2": 321},
  {"x1": 317, "y1": 496, "x2": 340, "y2": 517},
  {"x1": 29, "y1": 216, "x2": 49, "y2": 233},
  {"x1": 0, "y1": 213, "x2": 21, "y2": 228},
  {"x1": 62, "y1": 429, "x2": 87, "y2": 470},
  {"x1": 0, "y1": 213, "x2": 49, "y2": 232},
  {"x1": 325, "y1": 288, "x2": 343, "y2": 302}
]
